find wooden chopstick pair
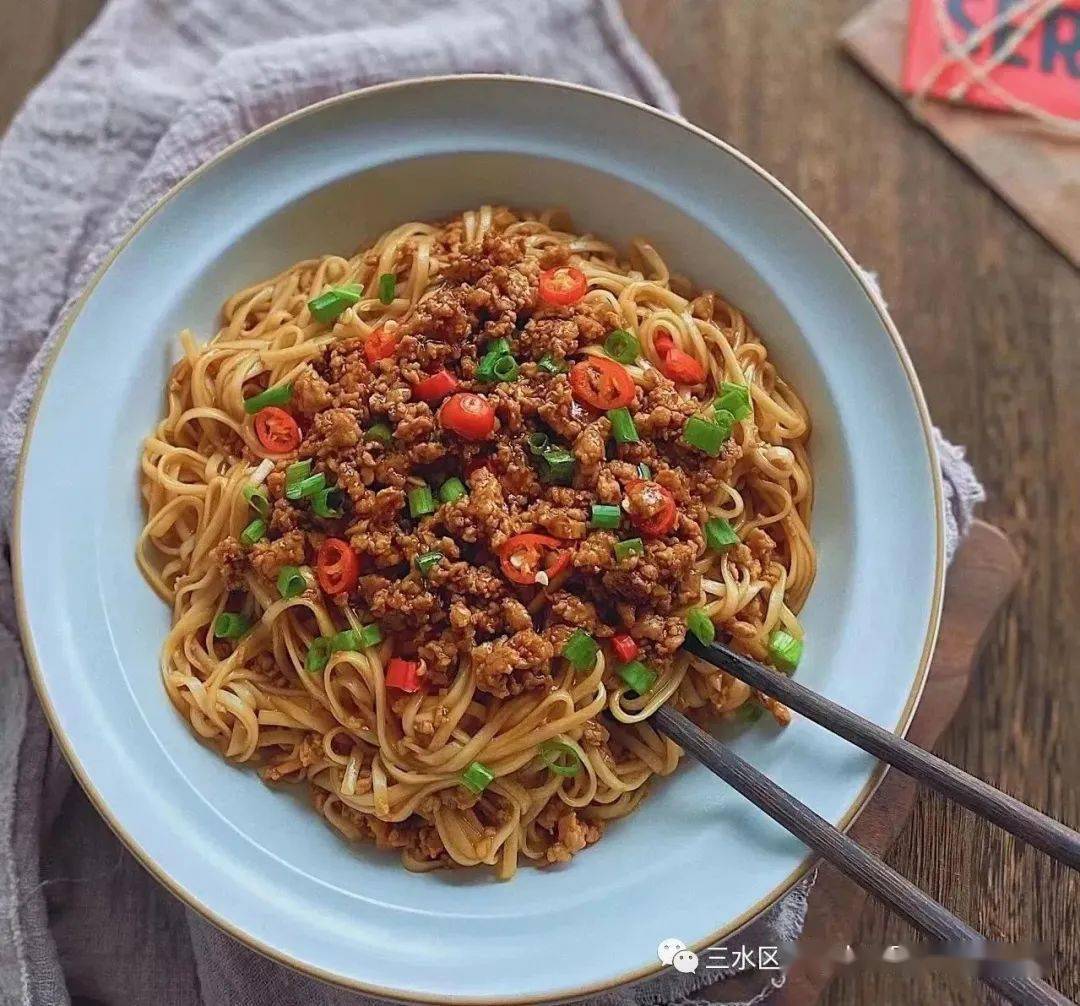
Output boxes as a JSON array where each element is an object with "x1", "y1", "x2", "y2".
[{"x1": 646, "y1": 637, "x2": 1080, "y2": 1006}]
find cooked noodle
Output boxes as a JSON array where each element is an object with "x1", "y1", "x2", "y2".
[{"x1": 138, "y1": 206, "x2": 814, "y2": 878}]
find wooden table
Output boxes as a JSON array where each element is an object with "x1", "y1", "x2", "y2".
[{"x1": 2, "y1": 1, "x2": 1078, "y2": 1003}]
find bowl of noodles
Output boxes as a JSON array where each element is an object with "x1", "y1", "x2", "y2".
[{"x1": 15, "y1": 76, "x2": 943, "y2": 1002}]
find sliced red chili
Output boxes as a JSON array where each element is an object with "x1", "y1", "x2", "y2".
[
  {"x1": 626, "y1": 479, "x2": 677, "y2": 537},
  {"x1": 568, "y1": 357, "x2": 636, "y2": 411},
  {"x1": 253, "y1": 407, "x2": 301, "y2": 454},
  {"x1": 316, "y1": 537, "x2": 359, "y2": 595},
  {"x1": 658, "y1": 346, "x2": 706, "y2": 385},
  {"x1": 653, "y1": 328, "x2": 675, "y2": 358},
  {"x1": 413, "y1": 369, "x2": 458, "y2": 402},
  {"x1": 499, "y1": 532, "x2": 568, "y2": 586},
  {"x1": 440, "y1": 392, "x2": 496, "y2": 441},
  {"x1": 611, "y1": 633, "x2": 639, "y2": 663},
  {"x1": 364, "y1": 327, "x2": 398, "y2": 365},
  {"x1": 386, "y1": 657, "x2": 422, "y2": 693},
  {"x1": 538, "y1": 266, "x2": 587, "y2": 306}
]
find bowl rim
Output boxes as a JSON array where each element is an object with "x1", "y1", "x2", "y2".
[{"x1": 12, "y1": 73, "x2": 945, "y2": 1003}]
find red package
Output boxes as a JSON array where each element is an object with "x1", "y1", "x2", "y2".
[{"x1": 903, "y1": 0, "x2": 1080, "y2": 119}]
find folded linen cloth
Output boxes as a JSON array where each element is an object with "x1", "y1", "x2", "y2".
[{"x1": 0, "y1": 2, "x2": 984, "y2": 1005}]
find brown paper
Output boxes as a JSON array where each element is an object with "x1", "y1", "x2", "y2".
[{"x1": 840, "y1": 0, "x2": 1080, "y2": 269}]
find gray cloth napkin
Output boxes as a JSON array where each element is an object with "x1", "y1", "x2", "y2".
[{"x1": 0, "y1": 3, "x2": 984, "y2": 1005}]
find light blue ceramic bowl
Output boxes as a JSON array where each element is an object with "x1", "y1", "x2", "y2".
[{"x1": 14, "y1": 76, "x2": 943, "y2": 1003}]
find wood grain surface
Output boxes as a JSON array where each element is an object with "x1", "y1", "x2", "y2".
[{"x1": 2, "y1": 2, "x2": 1078, "y2": 1004}]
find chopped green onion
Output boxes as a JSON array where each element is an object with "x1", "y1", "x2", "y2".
[
  {"x1": 712, "y1": 408, "x2": 736, "y2": 441},
  {"x1": 240, "y1": 518, "x2": 267, "y2": 546},
  {"x1": 589, "y1": 503, "x2": 622, "y2": 529},
  {"x1": 618, "y1": 659, "x2": 657, "y2": 696},
  {"x1": 415, "y1": 550, "x2": 443, "y2": 577},
  {"x1": 683, "y1": 415, "x2": 727, "y2": 457},
  {"x1": 330, "y1": 628, "x2": 361, "y2": 652},
  {"x1": 356, "y1": 623, "x2": 383, "y2": 649},
  {"x1": 526, "y1": 431, "x2": 550, "y2": 456},
  {"x1": 408, "y1": 484, "x2": 436, "y2": 518},
  {"x1": 614, "y1": 537, "x2": 645, "y2": 562},
  {"x1": 476, "y1": 339, "x2": 519, "y2": 384},
  {"x1": 607, "y1": 407, "x2": 639, "y2": 445},
  {"x1": 365, "y1": 421, "x2": 393, "y2": 446},
  {"x1": 214, "y1": 612, "x2": 250, "y2": 639},
  {"x1": 704, "y1": 517, "x2": 739, "y2": 552},
  {"x1": 716, "y1": 382, "x2": 752, "y2": 422},
  {"x1": 538, "y1": 353, "x2": 570, "y2": 374},
  {"x1": 243, "y1": 484, "x2": 270, "y2": 518},
  {"x1": 738, "y1": 701, "x2": 764, "y2": 724},
  {"x1": 686, "y1": 608, "x2": 716, "y2": 646},
  {"x1": 285, "y1": 460, "x2": 312, "y2": 490},
  {"x1": 439, "y1": 477, "x2": 468, "y2": 503},
  {"x1": 535, "y1": 446, "x2": 576, "y2": 485},
  {"x1": 305, "y1": 636, "x2": 333, "y2": 673},
  {"x1": 311, "y1": 487, "x2": 344, "y2": 518},
  {"x1": 538, "y1": 740, "x2": 582, "y2": 777},
  {"x1": 243, "y1": 382, "x2": 293, "y2": 415},
  {"x1": 562, "y1": 629, "x2": 599, "y2": 671},
  {"x1": 277, "y1": 565, "x2": 306, "y2": 599},
  {"x1": 377, "y1": 272, "x2": 396, "y2": 305},
  {"x1": 460, "y1": 760, "x2": 495, "y2": 795},
  {"x1": 636, "y1": 463, "x2": 652, "y2": 480},
  {"x1": 603, "y1": 329, "x2": 641, "y2": 364},
  {"x1": 768, "y1": 629, "x2": 803, "y2": 672},
  {"x1": 308, "y1": 284, "x2": 361, "y2": 323},
  {"x1": 285, "y1": 472, "x2": 326, "y2": 501}
]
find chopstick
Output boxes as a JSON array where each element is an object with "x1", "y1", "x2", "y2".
[
  {"x1": 650, "y1": 703, "x2": 1071, "y2": 1006},
  {"x1": 682, "y1": 636, "x2": 1080, "y2": 872}
]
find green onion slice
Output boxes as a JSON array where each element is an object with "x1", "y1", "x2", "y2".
[
  {"x1": 408, "y1": 484, "x2": 436, "y2": 518},
  {"x1": 607, "y1": 406, "x2": 639, "y2": 445},
  {"x1": 308, "y1": 284, "x2": 361, "y2": 323},
  {"x1": 561, "y1": 629, "x2": 599, "y2": 671},
  {"x1": 365, "y1": 421, "x2": 393, "y2": 446},
  {"x1": 240, "y1": 518, "x2": 267, "y2": 546},
  {"x1": 614, "y1": 537, "x2": 645, "y2": 562},
  {"x1": 682, "y1": 415, "x2": 727, "y2": 457},
  {"x1": 439, "y1": 477, "x2": 467, "y2": 503},
  {"x1": 486, "y1": 337, "x2": 512, "y2": 358},
  {"x1": 277, "y1": 565, "x2": 306, "y2": 599},
  {"x1": 243, "y1": 382, "x2": 293, "y2": 415},
  {"x1": 712, "y1": 408, "x2": 736, "y2": 441},
  {"x1": 526, "y1": 431, "x2": 550, "y2": 456},
  {"x1": 738, "y1": 701, "x2": 764, "y2": 724},
  {"x1": 589, "y1": 503, "x2": 621, "y2": 529},
  {"x1": 357, "y1": 623, "x2": 383, "y2": 649},
  {"x1": 243, "y1": 483, "x2": 270, "y2": 518},
  {"x1": 768, "y1": 629, "x2": 803, "y2": 672},
  {"x1": 305, "y1": 636, "x2": 333, "y2": 673},
  {"x1": 716, "y1": 381, "x2": 752, "y2": 421},
  {"x1": 538, "y1": 740, "x2": 583, "y2": 777},
  {"x1": 284, "y1": 460, "x2": 312, "y2": 490},
  {"x1": 603, "y1": 329, "x2": 641, "y2": 364},
  {"x1": 285, "y1": 472, "x2": 326, "y2": 501},
  {"x1": 538, "y1": 353, "x2": 570, "y2": 375},
  {"x1": 415, "y1": 550, "x2": 443, "y2": 577},
  {"x1": 535, "y1": 446, "x2": 576, "y2": 485},
  {"x1": 214, "y1": 612, "x2": 250, "y2": 639},
  {"x1": 618, "y1": 659, "x2": 657, "y2": 696},
  {"x1": 636, "y1": 463, "x2": 652, "y2": 480},
  {"x1": 704, "y1": 517, "x2": 739, "y2": 552},
  {"x1": 460, "y1": 761, "x2": 495, "y2": 795},
  {"x1": 330, "y1": 628, "x2": 361, "y2": 652},
  {"x1": 686, "y1": 608, "x2": 716, "y2": 646},
  {"x1": 311, "y1": 487, "x2": 345, "y2": 518},
  {"x1": 377, "y1": 272, "x2": 396, "y2": 305}
]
